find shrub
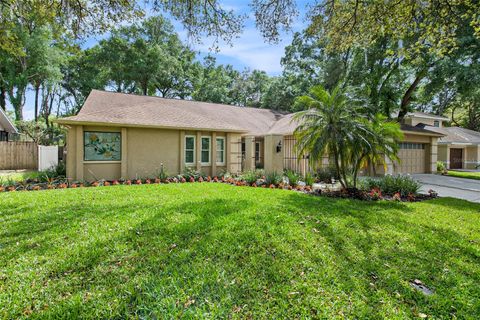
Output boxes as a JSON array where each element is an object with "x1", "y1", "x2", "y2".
[
  {"x1": 304, "y1": 172, "x2": 315, "y2": 186},
  {"x1": 241, "y1": 170, "x2": 264, "y2": 185},
  {"x1": 264, "y1": 171, "x2": 282, "y2": 186},
  {"x1": 315, "y1": 166, "x2": 339, "y2": 183},
  {"x1": 360, "y1": 175, "x2": 421, "y2": 196},
  {"x1": 181, "y1": 167, "x2": 203, "y2": 180},
  {"x1": 284, "y1": 169, "x2": 301, "y2": 186},
  {"x1": 156, "y1": 163, "x2": 169, "y2": 181},
  {"x1": 36, "y1": 161, "x2": 66, "y2": 182},
  {"x1": 436, "y1": 161, "x2": 446, "y2": 173}
]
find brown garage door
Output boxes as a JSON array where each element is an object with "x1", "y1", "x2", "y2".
[
  {"x1": 394, "y1": 142, "x2": 426, "y2": 174},
  {"x1": 450, "y1": 148, "x2": 463, "y2": 169}
]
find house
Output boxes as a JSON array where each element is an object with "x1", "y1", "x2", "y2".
[
  {"x1": 412, "y1": 114, "x2": 480, "y2": 170},
  {"x1": 56, "y1": 90, "x2": 445, "y2": 181},
  {"x1": 0, "y1": 108, "x2": 18, "y2": 141}
]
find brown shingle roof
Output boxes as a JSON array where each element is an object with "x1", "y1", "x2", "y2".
[
  {"x1": 56, "y1": 90, "x2": 448, "y2": 138},
  {"x1": 57, "y1": 90, "x2": 288, "y2": 135},
  {"x1": 418, "y1": 124, "x2": 480, "y2": 144}
]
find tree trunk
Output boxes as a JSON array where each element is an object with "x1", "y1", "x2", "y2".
[
  {"x1": 398, "y1": 69, "x2": 427, "y2": 121},
  {"x1": 0, "y1": 86, "x2": 6, "y2": 111},
  {"x1": 34, "y1": 82, "x2": 40, "y2": 122}
]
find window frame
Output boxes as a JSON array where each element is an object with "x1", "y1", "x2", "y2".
[
  {"x1": 216, "y1": 137, "x2": 226, "y2": 165},
  {"x1": 201, "y1": 136, "x2": 211, "y2": 165},
  {"x1": 185, "y1": 135, "x2": 196, "y2": 165},
  {"x1": 433, "y1": 120, "x2": 440, "y2": 127}
]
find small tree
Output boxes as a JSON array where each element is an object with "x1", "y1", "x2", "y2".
[{"x1": 293, "y1": 85, "x2": 402, "y2": 189}]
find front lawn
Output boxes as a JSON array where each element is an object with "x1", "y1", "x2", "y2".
[
  {"x1": 1, "y1": 184, "x2": 479, "y2": 319},
  {"x1": 447, "y1": 170, "x2": 480, "y2": 181}
]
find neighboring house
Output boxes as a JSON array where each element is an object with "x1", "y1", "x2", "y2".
[
  {"x1": 414, "y1": 115, "x2": 480, "y2": 170},
  {"x1": 0, "y1": 108, "x2": 18, "y2": 141},
  {"x1": 56, "y1": 90, "x2": 444, "y2": 181}
]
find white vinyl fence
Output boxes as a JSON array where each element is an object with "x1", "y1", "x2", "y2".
[{"x1": 38, "y1": 145, "x2": 58, "y2": 171}]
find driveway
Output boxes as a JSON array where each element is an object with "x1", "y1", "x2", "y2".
[{"x1": 412, "y1": 174, "x2": 480, "y2": 203}]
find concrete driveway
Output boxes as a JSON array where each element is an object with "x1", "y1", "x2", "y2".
[{"x1": 412, "y1": 174, "x2": 480, "y2": 203}]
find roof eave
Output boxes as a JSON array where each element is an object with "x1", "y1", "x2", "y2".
[
  {"x1": 54, "y1": 119, "x2": 248, "y2": 134},
  {"x1": 0, "y1": 108, "x2": 18, "y2": 133},
  {"x1": 401, "y1": 129, "x2": 445, "y2": 137}
]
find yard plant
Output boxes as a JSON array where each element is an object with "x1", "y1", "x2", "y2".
[
  {"x1": 293, "y1": 85, "x2": 403, "y2": 189},
  {"x1": 1, "y1": 183, "x2": 479, "y2": 318}
]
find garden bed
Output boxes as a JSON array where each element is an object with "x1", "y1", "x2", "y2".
[{"x1": 0, "y1": 173, "x2": 437, "y2": 202}]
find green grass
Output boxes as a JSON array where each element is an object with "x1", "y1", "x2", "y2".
[
  {"x1": 0, "y1": 171, "x2": 41, "y2": 183},
  {"x1": 1, "y1": 184, "x2": 479, "y2": 319},
  {"x1": 447, "y1": 170, "x2": 480, "y2": 181}
]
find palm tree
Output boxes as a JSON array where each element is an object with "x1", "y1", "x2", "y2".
[
  {"x1": 293, "y1": 85, "x2": 402, "y2": 189},
  {"x1": 349, "y1": 114, "x2": 403, "y2": 187}
]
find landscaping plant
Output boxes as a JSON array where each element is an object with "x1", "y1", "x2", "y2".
[{"x1": 293, "y1": 85, "x2": 403, "y2": 189}]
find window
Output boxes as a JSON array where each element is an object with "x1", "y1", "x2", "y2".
[
  {"x1": 185, "y1": 135, "x2": 195, "y2": 165},
  {"x1": 433, "y1": 120, "x2": 440, "y2": 127},
  {"x1": 201, "y1": 136, "x2": 211, "y2": 164},
  {"x1": 84, "y1": 131, "x2": 121, "y2": 161},
  {"x1": 0, "y1": 131, "x2": 8, "y2": 141},
  {"x1": 216, "y1": 137, "x2": 225, "y2": 165},
  {"x1": 399, "y1": 142, "x2": 425, "y2": 150},
  {"x1": 255, "y1": 142, "x2": 260, "y2": 162}
]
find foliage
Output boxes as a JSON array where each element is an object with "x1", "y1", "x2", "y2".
[
  {"x1": 315, "y1": 166, "x2": 339, "y2": 183},
  {"x1": 264, "y1": 171, "x2": 282, "y2": 186},
  {"x1": 16, "y1": 120, "x2": 65, "y2": 145},
  {"x1": 156, "y1": 164, "x2": 169, "y2": 182},
  {"x1": 284, "y1": 169, "x2": 301, "y2": 187},
  {"x1": 1, "y1": 183, "x2": 479, "y2": 318},
  {"x1": 181, "y1": 167, "x2": 204, "y2": 180},
  {"x1": 436, "y1": 161, "x2": 446, "y2": 173},
  {"x1": 360, "y1": 175, "x2": 422, "y2": 196},
  {"x1": 294, "y1": 85, "x2": 402, "y2": 189},
  {"x1": 240, "y1": 170, "x2": 264, "y2": 185},
  {"x1": 309, "y1": 0, "x2": 480, "y2": 58},
  {"x1": 303, "y1": 172, "x2": 315, "y2": 186}
]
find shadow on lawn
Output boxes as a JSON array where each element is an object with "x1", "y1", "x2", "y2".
[
  {"x1": 3, "y1": 190, "x2": 480, "y2": 318},
  {"x1": 278, "y1": 193, "x2": 480, "y2": 317}
]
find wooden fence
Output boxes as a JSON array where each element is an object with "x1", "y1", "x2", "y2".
[{"x1": 0, "y1": 141, "x2": 38, "y2": 170}]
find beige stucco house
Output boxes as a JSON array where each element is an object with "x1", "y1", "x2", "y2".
[
  {"x1": 411, "y1": 113, "x2": 480, "y2": 170},
  {"x1": 56, "y1": 90, "x2": 447, "y2": 181}
]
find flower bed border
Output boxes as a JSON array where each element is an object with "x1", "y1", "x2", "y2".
[{"x1": 0, "y1": 175, "x2": 438, "y2": 202}]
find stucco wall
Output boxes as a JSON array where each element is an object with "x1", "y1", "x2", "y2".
[
  {"x1": 465, "y1": 146, "x2": 479, "y2": 169},
  {"x1": 65, "y1": 125, "x2": 240, "y2": 181}
]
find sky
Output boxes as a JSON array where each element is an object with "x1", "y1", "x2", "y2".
[{"x1": 14, "y1": 0, "x2": 310, "y2": 120}]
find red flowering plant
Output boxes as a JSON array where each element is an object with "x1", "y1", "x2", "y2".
[
  {"x1": 407, "y1": 193, "x2": 416, "y2": 202},
  {"x1": 369, "y1": 188, "x2": 383, "y2": 200},
  {"x1": 392, "y1": 192, "x2": 401, "y2": 201}
]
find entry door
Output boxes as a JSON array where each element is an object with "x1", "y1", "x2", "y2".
[{"x1": 450, "y1": 148, "x2": 463, "y2": 169}]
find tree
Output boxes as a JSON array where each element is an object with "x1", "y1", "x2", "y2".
[
  {"x1": 230, "y1": 69, "x2": 271, "y2": 107},
  {"x1": 307, "y1": 0, "x2": 480, "y2": 121},
  {"x1": 192, "y1": 56, "x2": 239, "y2": 104},
  {"x1": 293, "y1": 85, "x2": 402, "y2": 189}
]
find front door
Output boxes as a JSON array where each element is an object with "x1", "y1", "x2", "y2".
[{"x1": 450, "y1": 148, "x2": 463, "y2": 169}]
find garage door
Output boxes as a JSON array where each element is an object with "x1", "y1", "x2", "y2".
[{"x1": 394, "y1": 142, "x2": 426, "y2": 174}]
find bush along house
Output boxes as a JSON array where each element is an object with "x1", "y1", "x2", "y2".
[{"x1": 56, "y1": 90, "x2": 448, "y2": 181}]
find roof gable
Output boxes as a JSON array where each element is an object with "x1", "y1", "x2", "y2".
[{"x1": 0, "y1": 108, "x2": 18, "y2": 133}]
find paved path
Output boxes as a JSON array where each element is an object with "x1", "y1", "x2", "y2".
[{"x1": 412, "y1": 174, "x2": 480, "y2": 203}]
